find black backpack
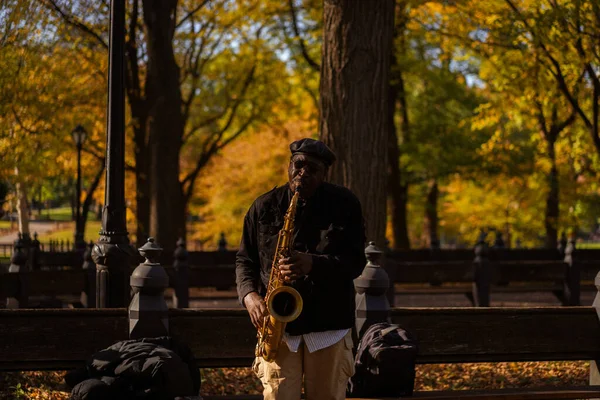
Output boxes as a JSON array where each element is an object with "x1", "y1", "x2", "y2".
[{"x1": 348, "y1": 322, "x2": 418, "y2": 397}]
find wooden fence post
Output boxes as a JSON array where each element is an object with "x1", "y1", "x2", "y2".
[
  {"x1": 20, "y1": 232, "x2": 30, "y2": 269},
  {"x1": 472, "y1": 234, "x2": 491, "y2": 307},
  {"x1": 563, "y1": 237, "x2": 580, "y2": 306},
  {"x1": 129, "y1": 238, "x2": 169, "y2": 339},
  {"x1": 382, "y1": 241, "x2": 395, "y2": 307},
  {"x1": 557, "y1": 232, "x2": 568, "y2": 256},
  {"x1": 354, "y1": 242, "x2": 390, "y2": 339},
  {"x1": 30, "y1": 232, "x2": 40, "y2": 271},
  {"x1": 80, "y1": 242, "x2": 97, "y2": 308},
  {"x1": 217, "y1": 232, "x2": 228, "y2": 252},
  {"x1": 493, "y1": 231, "x2": 505, "y2": 249},
  {"x1": 7, "y1": 234, "x2": 29, "y2": 309},
  {"x1": 429, "y1": 242, "x2": 442, "y2": 286},
  {"x1": 172, "y1": 238, "x2": 189, "y2": 309}
]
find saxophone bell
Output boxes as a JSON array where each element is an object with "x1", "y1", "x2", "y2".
[{"x1": 267, "y1": 286, "x2": 303, "y2": 323}]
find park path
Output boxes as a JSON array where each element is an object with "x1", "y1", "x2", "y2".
[{"x1": 0, "y1": 221, "x2": 65, "y2": 244}]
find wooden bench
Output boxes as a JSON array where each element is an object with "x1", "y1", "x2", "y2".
[
  {"x1": 2, "y1": 307, "x2": 600, "y2": 399},
  {"x1": 384, "y1": 245, "x2": 600, "y2": 307},
  {"x1": 4, "y1": 242, "x2": 600, "y2": 399},
  {"x1": 3, "y1": 243, "x2": 600, "y2": 309}
]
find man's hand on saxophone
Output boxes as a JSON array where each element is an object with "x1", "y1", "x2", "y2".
[
  {"x1": 243, "y1": 291, "x2": 268, "y2": 329},
  {"x1": 278, "y1": 251, "x2": 313, "y2": 283}
]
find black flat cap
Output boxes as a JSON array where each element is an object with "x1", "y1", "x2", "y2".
[{"x1": 289, "y1": 138, "x2": 336, "y2": 166}]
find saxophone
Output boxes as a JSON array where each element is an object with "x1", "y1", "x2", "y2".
[{"x1": 255, "y1": 191, "x2": 304, "y2": 362}]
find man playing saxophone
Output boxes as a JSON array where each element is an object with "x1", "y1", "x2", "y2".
[{"x1": 236, "y1": 138, "x2": 366, "y2": 400}]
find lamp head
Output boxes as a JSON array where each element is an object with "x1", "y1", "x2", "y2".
[{"x1": 72, "y1": 125, "x2": 87, "y2": 147}]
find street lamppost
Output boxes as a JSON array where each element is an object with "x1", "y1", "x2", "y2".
[
  {"x1": 92, "y1": 0, "x2": 135, "y2": 308},
  {"x1": 72, "y1": 124, "x2": 87, "y2": 250}
]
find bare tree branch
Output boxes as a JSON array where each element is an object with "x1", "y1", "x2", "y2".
[
  {"x1": 534, "y1": 100, "x2": 549, "y2": 140},
  {"x1": 574, "y1": 37, "x2": 600, "y2": 143},
  {"x1": 182, "y1": 62, "x2": 256, "y2": 144},
  {"x1": 415, "y1": 20, "x2": 524, "y2": 51},
  {"x1": 217, "y1": 112, "x2": 257, "y2": 150},
  {"x1": 175, "y1": 0, "x2": 211, "y2": 30},
  {"x1": 82, "y1": 146, "x2": 106, "y2": 162},
  {"x1": 217, "y1": 65, "x2": 257, "y2": 133},
  {"x1": 554, "y1": 109, "x2": 577, "y2": 136},
  {"x1": 181, "y1": 22, "x2": 221, "y2": 121},
  {"x1": 181, "y1": 58, "x2": 259, "y2": 195},
  {"x1": 11, "y1": 107, "x2": 39, "y2": 135},
  {"x1": 183, "y1": 112, "x2": 259, "y2": 202},
  {"x1": 84, "y1": 161, "x2": 105, "y2": 203},
  {"x1": 182, "y1": 109, "x2": 228, "y2": 143},
  {"x1": 42, "y1": 0, "x2": 108, "y2": 49},
  {"x1": 126, "y1": 0, "x2": 143, "y2": 108},
  {"x1": 288, "y1": 0, "x2": 320, "y2": 71},
  {"x1": 505, "y1": 0, "x2": 600, "y2": 152}
]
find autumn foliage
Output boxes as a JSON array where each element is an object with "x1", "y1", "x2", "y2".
[
  {"x1": 0, "y1": 362, "x2": 588, "y2": 399},
  {"x1": 1, "y1": 0, "x2": 599, "y2": 249}
]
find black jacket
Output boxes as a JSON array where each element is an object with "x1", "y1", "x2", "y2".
[
  {"x1": 236, "y1": 182, "x2": 366, "y2": 335},
  {"x1": 66, "y1": 337, "x2": 200, "y2": 400}
]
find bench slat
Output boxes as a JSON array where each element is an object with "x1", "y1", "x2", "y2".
[
  {"x1": 390, "y1": 262, "x2": 473, "y2": 283},
  {"x1": 0, "y1": 309, "x2": 127, "y2": 370},
  {"x1": 1, "y1": 307, "x2": 600, "y2": 370},
  {"x1": 29, "y1": 269, "x2": 85, "y2": 296},
  {"x1": 2, "y1": 260, "x2": 597, "y2": 302},
  {"x1": 393, "y1": 307, "x2": 600, "y2": 363}
]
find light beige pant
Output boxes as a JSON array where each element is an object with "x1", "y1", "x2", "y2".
[{"x1": 253, "y1": 331, "x2": 355, "y2": 400}]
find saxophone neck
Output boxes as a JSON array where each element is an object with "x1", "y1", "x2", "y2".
[
  {"x1": 289, "y1": 191, "x2": 300, "y2": 213},
  {"x1": 283, "y1": 191, "x2": 300, "y2": 230}
]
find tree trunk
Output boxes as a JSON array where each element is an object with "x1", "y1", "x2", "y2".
[
  {"x1": 143, "y1": 0, "x2": 185, "y2": 253},
  {"x1": 15, "y1": 169, "x2": 30, "y2": 235},
  {"x1": 320, "y1": 0, "x2": 395, "y2": 247},
  {"x1": 535, "y1": 101, "x2": 574, "y2": 250},
  {"x1": 134, "y1": 128, "x2": 151, "y2": 247},
  {"x1": 387, "y1": 76, "x2": 410, "y2": 250},
  {"x1": 425, "y1": 179, "x2": 439, "y2": 249},
  {"x1": 125, "y1": 0, "x2": 151, "y2": 248},
  {"x1": 95, "y1": 202, "x2": 102, "y2": 220},
  {"x1": 70, "y1": 192, "x2": 75, "y2": 221},
  {"x1": 388, "y1": 8, "x2": 411, "y2": 250},
  {"x1": 78, "y1": 164, "x2": 105, "y2": 245},
  {"x1": 545, "y1": 141, "x2": 559, "y2": 249},
  {"x1": 395, "y1": 69, "x2": 412, "y2": 250}
]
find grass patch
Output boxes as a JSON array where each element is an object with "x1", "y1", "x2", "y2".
[
  {"x1": 35, "y1": 207, "x2": 99, "y2": 222},
  {"x1": 39, "y1": 221, "x2": 102, "y2": 244},
  {"x1": 39, "y1": 221, "x2": 136, "y2": 245},
  {"x1": 578, "y1": 242, "x2": 600, "y2": 249}
]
